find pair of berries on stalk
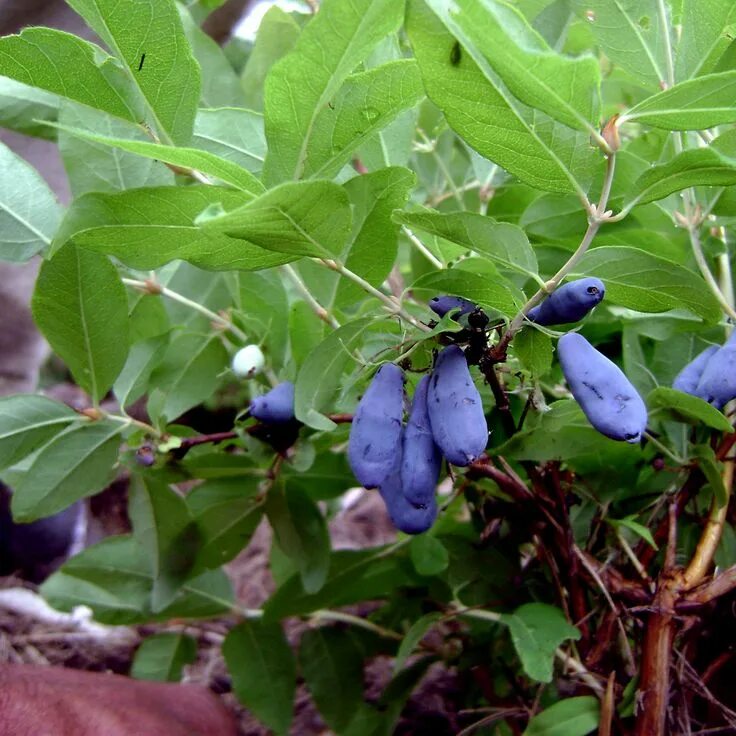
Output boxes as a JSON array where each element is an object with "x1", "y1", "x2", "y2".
[{"x1": 432, "y1": 277, "x2": 648, "y2": 445}]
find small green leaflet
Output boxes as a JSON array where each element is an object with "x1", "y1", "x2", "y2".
[
  {"x1": 263, "y1": 0, "x2": 405, "y2": 183},
  {"x1": 647, "y1": 387, "x2": 733, "y2": 432},
  {"x1": 41, "y1": 535, "x2": 233, "y2": 625},
  {"x1": 47, "y1": 122, "x2": 265, "y2": 196},
  {"x1": 265, "y1": 483, "x2": 331, "y2": 594},
  {"x1": 201, "y1": 180, "x2": 352, "y2": 258},
  {"x1": 625, "y1": 147, "x2": 736, "y2": 208},
  {"x1": 130, "y1": 632, "x2": 197, "y2": 682},
  {"x1": 442, "y1": 0, "x2": 601, "y2": 135},
  {"x1": 394, "y1": 209, "x2": 538, "y2": 278},
  {"x1": 622, "y1": 71, "x2": 736, "y2": 130},
  {"x1": 570, "y1": 0, "x2": 669, "y2": 90},
  {"x1": 223, "y1": 621, "x2": 296, "y2": 736},
  {"x1": 523, "y1": 696, "x2": 600, "y2": 736},
  {"x1": 11, "y1": 420, "x2": 122, "y2": 522},
  {"x1": 65, "y1": 0, "x2": 201, "y2": 144},
  {"x1": 295, "y1": 317, "x2": 376, "y2": 430},
  {"x1": 573, "y1": 247, "x2": 721, "y2": 324},
  {"x1": 411, "y1": 269, "x2": 523, "y2": 317},
  {"x1": 502, "y1": 603, "x2": 580, "y2": 683},
  {"x1": 0, "y1": 395, "x2": 78, "y2": 471},
  {"x1": 302, "y1": 60, "x2": 425, "y2": 179},
  {"x1": 32, "y1": 245, "x2": 130, "y2": 403},
  {"x1": 53, "y1": 186, "x2": 290, "y2": 272},
  {"x1": 0, "y1": 141, "x2": 62, "y2": 262},
  {"x1": 407, "y1": 0, "x2": 595, "y2": 197},
  {"x1": 0, "y1": 28, "x2": 141, "y2": 123}
]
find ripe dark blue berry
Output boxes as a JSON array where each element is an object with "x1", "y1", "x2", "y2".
[
  {"x1": 249, "y1": 382, "x2": 295, "y2": 423},
  {"x1": 527, "y1": 277, "x2": 605, "y2": 326}
]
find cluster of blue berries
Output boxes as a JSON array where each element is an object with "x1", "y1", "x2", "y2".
[{"x1": 673, "y1": 332, "x2": 736, "y2": 409}]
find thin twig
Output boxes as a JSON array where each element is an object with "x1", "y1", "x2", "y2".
[{"x1": 281, "y1": 264, "x2": 340, "y2": 328}]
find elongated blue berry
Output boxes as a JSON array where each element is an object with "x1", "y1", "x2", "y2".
[
  {"x1": 694, "y1": 334, "x2": 736, "y2": 409},
  {"x1": 429, "y1": 295, "x2": 477, "y2": 319},
  {"x1": 672, "y1": 346, "x2": 719, "y2": 395},
  {"x1": 401, "y1": 375, "x2": 443, "y2": 507},
  {"x1": 558, "y1": 333, "x2": 647, "y2": 443},
  {"x1": 527, "y1": 278, "x2": 605, "y2": 326},
  {"x1": 249, "y1": 382, "x2": 295, "y2": 423},
  {"x1": 379, "y1": 471, "x2": 438, "y2": 535},
  {"x1": 348, "y1": 364, "x2": 405, "y2": 489},
  {"x1": 427, "y1": 345, "x2": 488, "y2": 466}
]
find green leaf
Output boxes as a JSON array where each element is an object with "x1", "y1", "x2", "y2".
[
  {"x1": 10, "y1": 420, "x2": 122, "y2": 522},
  {"x1": 523, "y1": 696, "x2": 599, "y2": 736},
  {"x1": 131, "y1": 633, "x2": 197, "y2": 682},
  {"x1": 66, "y1": 0, "x2": 201, "y2": 144},
  {"x1": 411, "y1": 269, "x2": 523, "y2": 317},
  {"x1": 647, "y1": 387, "x2": 733, "y2": 432},
  {"x1": 129, "y1": 475, "x2": 201, "y2": 612},
  {"x1": 410, "y1": 535, "x2": 449, "y2": 576},
  {"x1": 514, "y1": 328, "x2": 553, "y2": 376},
  {"x1": 54, "y1": 186, "x2": 290, "y2": 272},
  {"x1": 443, "y1": 0, "x2": 601, "y2": 134},
  {"x1": 335, "y1": 167, "x2": 416, "y2": 307},
  {"x1": 502, "y1": 603, "x2": 580, "y2": 683},
  {"x1": 299, "y1": 628, "x2": 365, "y2": 732},
  {"x1": 499, "y1": 400, "x2": 641, "y2": 466},
  {"x1": 177, "y1": 4, "x2": 242, "y2": 108},
  {"x1": 263, "y1": 0, "x2": 405, "y2": 183},
  {"x1": 0, "y1": 140, "x2": 62, "y2": 262},
  {"x1": 289, "y1": 301, "x2": 326, "y2": 368},
  {"x1": 407, "y1": 0, "x2": 593, "y2": 196},
  {"x1": 41, "y1": 535, "x2": 233, "y2": 624},
  {"x1": 0, "y1": 28, "x2": 140, "y2": 123},
  {"x1": 235, "y1": 270, "x2": 290, "y2": 369},
  {"x1": 49, "y1": 122, "x2": 265, "y2": 196},
  {"x1": 223, "y1": 620, "x2": 296, "y2": 736},
  {"x1": 193, "y1": 108, "x2": 266, "y2": 174},
  {"x1": 0, "y1": 77, "x2": 59, "y2": 139},
  {"x1": 626, "y1": 147, "x2": 736, "y2": 207},
  {"x1": 32, "y1": 245, "x2": 130, "y2": 402},
  {"x1": 186, "y1": 478, "x2": 265, "y2": 569},
  {"x1": 148, "y1": 332, "x2": 229, "y2": 423},
  {"x1": 610, "y1": 516, "x2": 658, "y2": 550},
  {"x1": 202, "y1": 180, "x2": 351, "y2": 258},
  {"x1": 573, "y1": 246, "x2": 721, "y2": 324},
  {"x1": 394, "y1": 612, "x2": 442, "y2": 673},
  {"x1": 241, "y1": 6, "x2": 301, "y2": 111},
  {"x1": 623, "y1": 71, "x2": 736, "y2": 129},
  {"x1": 0, "y1": 395, "x2": 78, "y2": 471},
  {"x1": 113, "y1": 334, "x2": 170, "y2": 409},
  {"x1": 302, "y1": 60, "x2": 425, "y2": 179},
  {"x1": 675, "y1": 0, "x2": 736, "y2": 80},
  {"x1": 264, "y1": 548, "x2": 417, "y2": 620},
  {"x1": 394, "y1": 210, "x2": 538, "y2": 278},
  {"x1": 266, "y1": 484, "x2": 331, "y2": 595},
  {"x1": 570, "y1": 0, "x2": 670, "y2": 90},
  {"x1": 58, "y1": 105, "x2": 175, "y2": 197},
  {"x1": 693, "y1": 444, "x2": 729, "y2": 507},
  {"x1": 294, "y1": 317, "x2": 375, "y2": 430}
]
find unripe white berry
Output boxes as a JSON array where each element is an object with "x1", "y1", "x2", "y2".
[{"x1": 231, "y1": 345, "x2": 265, "y2": 378}]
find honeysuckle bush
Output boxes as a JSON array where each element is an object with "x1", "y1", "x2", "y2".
[{"x1": 2, "y1": 0, "x2": 736, "y2": 733}]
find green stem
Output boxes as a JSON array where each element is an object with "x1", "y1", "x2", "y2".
[
  {"x1": 310, "y1": 610, "x2": 402, "y2": 640},
  {"x1": 122, "y1": 277, "x2": 249, "y2": 342},
  {"x1": 318, "y1": 259, "x2": 431, "y2": 332},
  {"x1": 402, "y1": 226, "x2": 444, "y2": 269},
  {"x1": 495, "y1": 153, "x2": 616, "y2": 354},
  {"x1": 281, "y1": 264, "x2": 341, "y2": 328}
]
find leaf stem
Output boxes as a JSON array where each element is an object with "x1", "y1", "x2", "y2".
[
  {"x1": 318, "y1": 259, "x2": 431, "y2": 332},
  {"x1": 121, "y1": 277, "x2": 249, "y2": 342},
  {"x1": 493, "y1": 153, "x2": 616, "y2": 357},
  {"x1": 310, "y1": 609, "x2": 402, "y2": 640},
  {"x1": 281, "y1": 264, "x2": 341, "y2": 328},
  {"x1": 402, "y1": 226, "x2": 444, "y2": 269}
]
